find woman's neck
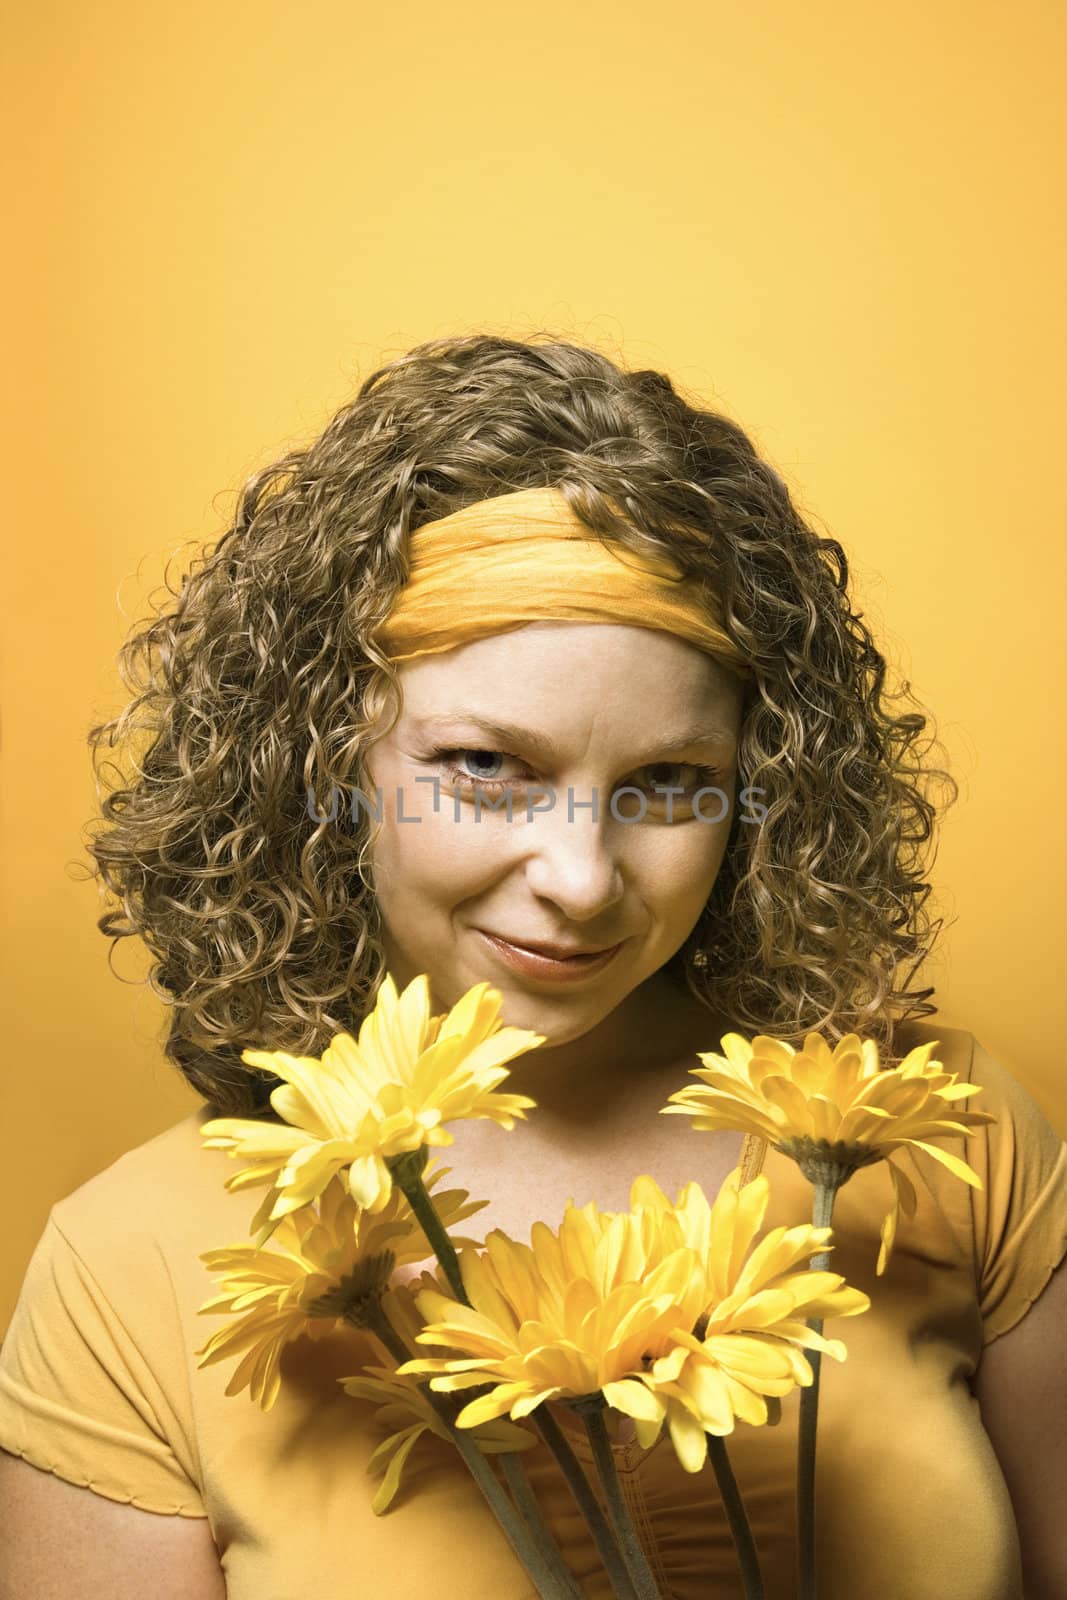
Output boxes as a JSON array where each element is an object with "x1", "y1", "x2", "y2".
[{"x1": 489, "y1": 967, "x2": 729, "y2": 1130}]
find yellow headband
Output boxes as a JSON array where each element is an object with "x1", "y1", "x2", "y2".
[{"x1": 374, "y1": 484, "x2": 751, "y2": 677}]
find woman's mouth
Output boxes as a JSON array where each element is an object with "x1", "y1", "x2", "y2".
[{"x1": 472, "y1": 929, "x2": 626, "y2": 984}]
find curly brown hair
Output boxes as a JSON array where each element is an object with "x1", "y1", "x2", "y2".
[{"x1": 82, "y1": 332, "x2": 958, "y2": 1117}]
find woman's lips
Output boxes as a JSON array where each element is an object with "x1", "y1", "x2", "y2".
[{"x1": 473, "y1": 928, "x2": 626, "y2": 983}]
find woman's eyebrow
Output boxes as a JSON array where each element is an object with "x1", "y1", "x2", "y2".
[{"x1": 409, "y1": 713, "x2": 733, "y2": 763}]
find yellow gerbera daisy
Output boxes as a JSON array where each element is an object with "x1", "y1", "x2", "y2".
[
  {"x1": 399, "y1": 1171, "x2": 869, "y2": 1474},
  {"x1": 663, "y1": 1031, "x2": 996, "y2": 1274},
  {"x1": 400, "y1": 1204, "x2": 701, "y2": 1419},
  {"x1": 604, "y1": 1173, "x2": 870, "y2": 1471},
  {"x1": 195, "y1": 1165, "x2": 482, "y2": 1409},
  {"x1": 200, "y1": 972, "x2": 543, "y2": 1227}
]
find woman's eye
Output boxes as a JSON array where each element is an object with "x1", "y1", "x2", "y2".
[
  {"x1": 434, "y1": 748, "x2": 524, "y2": 790},
  {"x1": 638, "y1": 763, "x2": 723, "y2": 799},
  {"x1": 642, "y1": 763, "x2": 690, "y2": 791},
  {"x1": 429, "y1": 749, "x2": 722, "y2": 807}
]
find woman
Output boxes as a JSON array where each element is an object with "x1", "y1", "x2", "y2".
[{"x1": 1, "y1": 333, "x2": 1064, "y2": 1599}]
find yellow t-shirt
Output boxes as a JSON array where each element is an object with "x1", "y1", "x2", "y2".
[{"x1": 1, "y1": 1020, "x2": 1065, "y2": 1599}]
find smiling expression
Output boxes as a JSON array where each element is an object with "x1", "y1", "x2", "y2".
[{"x1": 361, "y1": 621, "x2": 746, "y2": 1052}]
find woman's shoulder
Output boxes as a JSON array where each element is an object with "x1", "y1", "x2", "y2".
[
  {"x1": 890, "y1": 1013, "x2": 1063, "y2": 1136},
  {"x1": 890, "y1": 1013, "x2": 978, "y2": 1073},
  {"x1": 1, "y1": 1108, "x2": 230, "y2": 1516},
  {"x1": 889, "y1": 1013, "x2": 1065, "y2": 1146},
  {"x1": 890, "y1": 1012, "x2": 1067, "y2": 1341},
  {"x1": 47, "y1": 1104, "x2": 253, "y2": 1274}
]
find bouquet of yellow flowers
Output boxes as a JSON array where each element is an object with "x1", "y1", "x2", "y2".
[{"x1": 194, "y1": 973, "x2": 995, "y2": 1600}]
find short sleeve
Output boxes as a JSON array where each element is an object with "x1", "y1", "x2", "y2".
[
  {"x1": 964, "y1": 1034, "x2": 1067, "y2": 1346},
  {"x1": 0, "y1": 1208, "x2": 207, "y2": 1517}
]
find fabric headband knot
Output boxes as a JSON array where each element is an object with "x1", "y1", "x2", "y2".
[{"x1": 374, "y1": 483, "x2": 752, "y2": 678}]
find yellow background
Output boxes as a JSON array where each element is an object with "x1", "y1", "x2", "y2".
[{"x1": 3, "y1": 1, "x2": 1064, "y2": 1330}]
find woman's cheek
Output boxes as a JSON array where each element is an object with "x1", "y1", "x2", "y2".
[
  {"x1": 407, "y1": 806, "x2": 511, "y2": 884},
  {"x1": 650, "y1": 827, "x2": 730, "y2": 917}
]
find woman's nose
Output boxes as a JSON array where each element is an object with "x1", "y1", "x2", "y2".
[{"x1": 520, "y1": 803, "x2": 626, "y2": 919}]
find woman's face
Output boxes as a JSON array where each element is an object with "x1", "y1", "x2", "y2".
[{"x1": 362, "y1": 621, "x2": 745, "y2": 1051}]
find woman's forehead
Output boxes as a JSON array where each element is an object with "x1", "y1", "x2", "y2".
[
  {"x1": 396, "y1": 620, "x2": 744, "y2": 699},
  {"x1": 390, "y1": 624, "x2": 744, "y2": 749}
]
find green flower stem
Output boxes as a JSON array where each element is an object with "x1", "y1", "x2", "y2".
[
  {"x1": 534, "y1": 1405, "x2": 640, "y2": 1600},
  {"x1": 796, "y1": 1178, "x2": 838, "y2": 1600},
  {"x1": 388, "y1": 1152, "x2": 468, "y2": 1303},
  {"x1": 498, "y1": 1449, "x2": 585, "y2": 1600},
  {"x1": 705, "y1": 1434, "x2": 765, "y2": 1600},
  {"x1": 359, "y1": 1298, "x2": 571, "y2": 1600},
  {"x1": 381, "y1": 1154, "x2": 638, "y2": 1599},
  {"x1": 580, "y1": 1402, "x2": 661, "y2": 1600}
]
